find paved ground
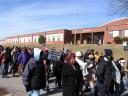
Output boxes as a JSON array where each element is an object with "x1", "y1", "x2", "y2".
[
  {"x1": 0, "y1": 75, "x2": 62, "y2": 96},
  {"x1": 0, "y1": 74, "x2": 128, "y2": 96}
]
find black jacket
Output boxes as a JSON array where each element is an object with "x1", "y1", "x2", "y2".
[
  {"x1": 23, "y1": 58, "x2": 46, "y2": 92},
  {"x1": 96, "y1": 57, "x2": 113, "y2": 89},
  {"x1": 62, "y1": 62, "x2": 81, "y2": 96}
]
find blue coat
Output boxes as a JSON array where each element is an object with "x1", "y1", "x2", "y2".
[{"x1": 18, "y1": 52, "x2": 29, "y2": 65}]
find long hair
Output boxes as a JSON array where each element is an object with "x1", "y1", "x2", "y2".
[
  {"x1": 66, "y1": 53, "x2": 75, "y2": 64},
  {"x1": 39, "y1": 51, "x2": 45, "y2": 63}
]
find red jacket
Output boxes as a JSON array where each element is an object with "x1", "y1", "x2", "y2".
[{"x1": 1, "y1": 51, "x2": 5, "y2": 64}]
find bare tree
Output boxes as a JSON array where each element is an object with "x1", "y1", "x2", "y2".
[{"x1": 109, "y1": 0, "x2": 128, "y2": 16}]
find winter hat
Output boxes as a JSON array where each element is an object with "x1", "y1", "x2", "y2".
[
  {"x1": 34, "y1": 48, "x2": 41, "y2": 61},
  {"x1": 88, "y1": 54, "x2": 94, "y2": 59},
  {"x1": 76, "y1": 51, "x2": 82, "y2": 57},
  {"x1": 104, "y1": 49, "x2": 113, "y2": 56}
]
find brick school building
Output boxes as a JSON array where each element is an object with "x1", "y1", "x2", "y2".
[{"x1": 0, "y1": 17, "x2": 128, "y2": 45}]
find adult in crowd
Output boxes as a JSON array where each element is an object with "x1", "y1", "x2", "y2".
[
  {"x1": 123, "y1": 41, "x2": 127, "y2": 51},
  {"x1": 86, "y1": 49, "x2": 95, "y2": 93},
  {"x1": 42, "y1": 48, "x2": 50, "y2": 93},
  {"x1": 126, "y1": 41, "x2": 128, "y2": 51},
  {"x1": 1, "y1": 47, "x2": 11, "y2": 78},
  {"x1": 10, "y1": 46, "x2": 19, "y2": 77},
  {"x1": 75, "y1": 51, "x2": 88, "y2": 95},
  {"x1": 0, "y1": 46, "x2": 4, "y2": 74},
  {"x1": 62, "y1": 53, "x2": 81, "y2": 96},
  {"x1": 83, "y1": 49, "x2": 91, "y2": 62},
  {"x1": 115, "y1": 58, "x2": 126, "y2": 96},
  {"x1": 23, "y1": 50, "x2": 46, "y2": 96},
  {"x1": 18, "y1": 47, "x2": 30, "y2": 76},
  {"x1": 54, "y1": 53, "x2": 64, "y2": 89},
  {"x1": 112, "y1": 58, "x2": 124, "y2": 96},
  {"x1": 96, "y1": 49, "x2": 113, "y2": 96}
]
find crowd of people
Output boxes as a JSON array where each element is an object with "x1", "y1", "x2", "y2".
[{"x1": 0, "y1": 45, "x2": 127, "y2": 96}]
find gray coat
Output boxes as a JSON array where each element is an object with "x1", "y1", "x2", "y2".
[{"x1": 23, "y1": 58, "x2": 46, "y2": 92}]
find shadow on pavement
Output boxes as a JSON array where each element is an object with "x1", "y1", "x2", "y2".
[
  {"x1": 41, "y1": 88, "x2": 62, "y2": 96},
  {"x1": 0, "y1": 88, "x2": 9, "y2": 95}
]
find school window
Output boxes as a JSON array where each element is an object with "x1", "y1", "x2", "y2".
[
  {"x1": 52, "y1": 36, "x2": 55, "y2": 41},
  {"x1": 28, "y1": 39, "x2": 30, "y2": 42},
  {"x1": 48, "y1": 37, "x2": 51, "y2": 41},
  {"x1": 109, "y1": 31, "x2": 113, "y2": 37},
  {"x1": 34, "y1": 38, "x2": 36, "y2": 42},
  {"x1": 119, "y1": 30, "x2": 123, "y2": 36},
  {"x1": 57, "y1": 36, "x2": 60, "y2": 41}
]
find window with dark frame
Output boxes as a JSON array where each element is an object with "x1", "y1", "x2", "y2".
[
  {"x1": 52, "y1": 36, "x2": 55, "y2": 41},
  {"x1": 57, "y1": 36, "x2": 60, "y2": 41}
]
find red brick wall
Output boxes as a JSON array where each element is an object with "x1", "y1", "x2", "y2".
[{"x1": 64, "y1": 30, "x2": 72, "y2": 44}]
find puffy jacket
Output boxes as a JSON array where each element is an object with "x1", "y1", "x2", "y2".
[
  {"x1": 96, "y1": 56, "x2": 113, "y2": 89},
  {"x1": 18, "y1": 52, "x2": 29, "y2": 65},
  {"x1": 23, "y1": 58, "x2": 46, "y2": 92}
]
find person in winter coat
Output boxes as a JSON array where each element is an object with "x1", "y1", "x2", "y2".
[
  {"x1": 23, "y1": 50, "x2": 46, "y2": 96},
  {"x1": 0, "y1": 46, "x2": 4, "y2": 74},
  {"x1": 54, "y1": 54, "x2": 64, "y2": 89},
  {"x1": 10, "y1": 46, "x2": 19, "y2": 77},
  {"x1": 114, "y1": 58, "x2": 125, "y2": 96},
  {"x1": 75, "y1": 51, "x2": 88, "y2": 95},
  {"x1": 123, "y1": 41, "x2": 127, "y2": 51},
  {"x1": 1, "y1": 48, "x2": 6, "y2": 78},
  {"x1": 62, "y1": 53, "x2": 81, "y2": 96},
  {"x1": 18, "y1": 47, "x2": 30, "y2": 76},
  {"x1": 1, "y1": 47, "x2": 11, "y2": 78},
  {"x1": 96, "y1": 49, "x2": 113, "y2": 96}
]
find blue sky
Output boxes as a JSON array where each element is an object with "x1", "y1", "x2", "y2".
[{"x1": 0, "y1": 0, "x2": 125, "y2": 39}]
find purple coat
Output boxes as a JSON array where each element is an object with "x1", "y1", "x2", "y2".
[{"x1": 18, "y1": 52, "x2": 30, "y2": 65}]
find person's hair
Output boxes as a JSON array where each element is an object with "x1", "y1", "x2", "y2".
[
  {"x1": 66, "y1": 53, "x2": 75, "y2": 64},
  {"x1": 39, "y1": 51, "x2": 45, "y2": 63},
  {"x1": 119, "y1": 57, "x2": 125, "y2": 61},
  {"x1": 29, "y1": 49, "x2": 34, "y2": 58},
  {"x1": 90, "y1": 49, "x2": 94, "y2": 55},
  {"x1": 95, "y1": 51, "x2": 99, "y2": 55}
]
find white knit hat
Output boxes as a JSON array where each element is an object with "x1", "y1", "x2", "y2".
[
  {"x1": 76, "y1": 51, "x2": 82, "y2": 57},
  {"x1": 88, "y1": 55, "x2": 94, "y2": 59}
]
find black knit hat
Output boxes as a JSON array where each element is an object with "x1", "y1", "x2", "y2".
[{"x1": 104, "y1": 49, "x2": 113, "y2": 56}]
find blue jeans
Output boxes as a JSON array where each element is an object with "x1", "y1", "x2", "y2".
[
  {"x1": 28, "y1": 90, "x2": 40, "y2": 96},
  {"x1": 1, "y1": 63, "x2": 9, "y2": 77},
  {"x1": 96, "y1": 80, "x2": 106, "y2": 96}
]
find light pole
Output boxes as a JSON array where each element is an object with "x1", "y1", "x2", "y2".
[
  {"x1": 74, "y1": 8, "x2": 77, "y2": 45},
  {"x1": 74, "y1": 28, "x2": 77, "y2": 45}
]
